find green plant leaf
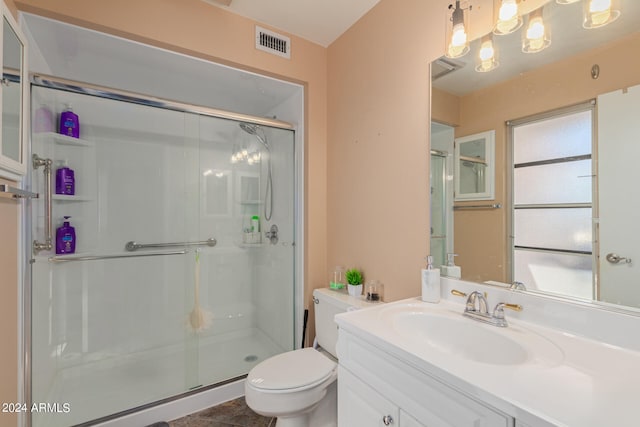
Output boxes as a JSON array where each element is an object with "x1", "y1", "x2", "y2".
[{"x1": 345, "y1": 268, "x2": 363, "y2": 285}]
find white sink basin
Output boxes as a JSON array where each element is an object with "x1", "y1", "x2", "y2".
[{"x1": 382, "y1": 305, "x2": 564, "y2": 366}]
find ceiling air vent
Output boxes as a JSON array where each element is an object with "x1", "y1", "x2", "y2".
[
  {"x1": 256, "y1": 26, "x2": 290, "y2": 59},
  {"x1": 431, "y1": 57, "x2": 463, "y2": 81}
]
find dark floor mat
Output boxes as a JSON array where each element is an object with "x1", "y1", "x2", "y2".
[{"x1": 145, "y1": 423, "x2": 169, "y2": 427}]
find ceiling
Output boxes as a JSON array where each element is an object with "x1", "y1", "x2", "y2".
[{"x1": 201, "y1": 0, "x2": 382, "y2": 47}]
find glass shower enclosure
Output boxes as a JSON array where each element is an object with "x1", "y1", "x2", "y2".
[{"x1": 29, "y1": 83, "x2": 296, "y2": 426}]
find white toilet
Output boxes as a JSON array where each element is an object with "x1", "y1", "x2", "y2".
[{"x1": 245, "y1": 288, "x2": 377, "y2": 427}]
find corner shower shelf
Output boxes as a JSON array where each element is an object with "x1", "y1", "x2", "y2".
[
  {"x1": 52, "y1": 194, "x2": 92, "y2": 202},
  {"x1": 237, "y1": 242, "x2": 266, "y2": 249},
  {"x1": 34, "y1": 132, "x2": 93, "y2": 147}
]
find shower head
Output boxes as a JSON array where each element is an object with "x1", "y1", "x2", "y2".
[
  {"x1": 239, "y1": 122, "x2": 270, "y2": 151},
  {"x1": 239, "y1": 122, "x2": 258, "y2": 135}
]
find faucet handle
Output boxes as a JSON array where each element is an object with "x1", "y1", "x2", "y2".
[
  {"x1": 490, "y1": 302, "x2": 522, "y2": 327},
  {"x1": 493, "y1": 302, "x2": 522, "y2": 319},
  {"x1": 451, "y1": 289, "x2": 467, "y2": 298}
]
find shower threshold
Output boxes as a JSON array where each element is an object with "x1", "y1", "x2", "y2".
[{"x1": 32, "y1": 328, "x2": 283, "y2": 427}]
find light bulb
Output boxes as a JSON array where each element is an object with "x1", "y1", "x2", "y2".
[
  {"x1": 584, "y1": 0, "x2": 620, "y2": 28},
  {"x1": 499, "y1": 0, "x2": 517, "y2": 21},
  {"x1": 494, "y1": 0, "x2": 522, "y2": 35},
  {"x1": 451, "y1": 23, "x2": 467, "y2": 47},
  {"x1": 248, "y1": 158, "x2": 254, "y2": 165},
  {"x1": 241, "y1": 148, "x2": 248, "y2": 157},
  {"x1": 231, "y1": 155, "x2": 237, "y2": 163},
  {"x1": 527, "y1": 17, "x2": 545, "y2": 40}
]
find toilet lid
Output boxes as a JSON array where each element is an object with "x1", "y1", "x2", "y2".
[{"x1": 247, "y1": 348, "x2": 336, "y2": 391}]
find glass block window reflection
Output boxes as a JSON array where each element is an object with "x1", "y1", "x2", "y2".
[{"x1": 511, "y1": 107, "x2": 594, "y2": 298}]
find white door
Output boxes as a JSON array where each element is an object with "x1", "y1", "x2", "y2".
[{"x1": 598, "y1": 84, "x2": 640, "y2": 307}]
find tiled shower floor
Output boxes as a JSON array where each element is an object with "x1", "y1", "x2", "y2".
[{"x1": 168, "y1": 397, "x2": 274, "y2": 427}]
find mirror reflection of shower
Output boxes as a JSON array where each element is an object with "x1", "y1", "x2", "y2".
[
  {"x1": 459, "y1": 156, "x2": 487, "y2": 194},
  {"x1": 239, "y1": 122, "x2": 273, "y2": 220}
]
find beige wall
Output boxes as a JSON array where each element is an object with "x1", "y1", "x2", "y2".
[
  {"x1": 0, "y1": 178, "x2": 19, "y2": 427},
  {"x1": 447, "y1": 32, "x2": 640, "y2": 283},
  {"x1": 326, "y1": 0, "x2": 448, "y2": 302}
]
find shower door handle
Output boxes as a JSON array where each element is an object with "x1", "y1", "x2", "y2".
[
  {"x1": 606, "y1": 253, "x2": 632, "y2": 264},
  {"x1": 32, "y1": 154, "x2": 53, "y2": 254}
]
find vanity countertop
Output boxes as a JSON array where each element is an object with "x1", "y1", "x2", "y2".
[{"x1": 335, "y1": 296, "x2": 640, "y2": 427}]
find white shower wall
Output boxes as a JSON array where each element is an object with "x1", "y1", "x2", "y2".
[{"x1": 30, "y1": 85, "x2": 296, "y2": 426}]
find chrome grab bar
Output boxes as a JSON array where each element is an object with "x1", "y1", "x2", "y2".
[
  {"x1": 48, "y1": 250, "x2": 188, "y2": 263},
  {"x1": 0, "y1": 184, "x2": 39, "y2": 200},
  {"x1": 124, "y1": 238, "x2": 217, "y2": 252},
  {"x1": 453, "y1": 203, "x2": 502, "y2": 210},
  {"x1": 32, "y1": 154, "x2": 53, "y2": 254}
]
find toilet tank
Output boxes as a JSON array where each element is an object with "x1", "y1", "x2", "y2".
[{"x1": 313, "y1": 288, "x2": 376, "y2": 358}]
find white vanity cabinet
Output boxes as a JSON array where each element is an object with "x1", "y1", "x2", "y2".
[
  {"x1": 337, "y1": 329, "x2": 514, "y2": 427},
  {"x1": 338, "y1": 367, "x2": 400, "y2": 426}
]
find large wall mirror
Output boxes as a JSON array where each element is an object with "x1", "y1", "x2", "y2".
[{"x1": 430, "y1": 0, "x2": 640, "y2": 312}]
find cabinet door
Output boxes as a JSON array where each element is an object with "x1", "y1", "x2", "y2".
[
  {"x1": 338, "y1": 366, "x2": 399, "y2": 427},
  {"x1": 401, "y1": 410, "x2": 427, "y2": 427},
  {"x1": 0, "y1": 0, "x2": 28, "y2": 179}
]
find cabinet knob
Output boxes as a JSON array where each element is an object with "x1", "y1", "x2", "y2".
[{"x1": 382, "y1": 414, "x2": 394, "y2": 425}]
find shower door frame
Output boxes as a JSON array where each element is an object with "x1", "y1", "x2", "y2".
[{"x1": 23, "y1": 74, "x2": 305, "y2": 426}]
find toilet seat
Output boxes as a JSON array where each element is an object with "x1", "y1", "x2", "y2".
[{"x1": 247, "y1": 348, "x2": 336, "y2": 392}]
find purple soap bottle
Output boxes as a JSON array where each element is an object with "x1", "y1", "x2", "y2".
[
  {"x1": 56, "y1": 216, "x2": 76, "y2": 255},
  {"x1": 55, "y1": 160, "x2": 75, "y2": 195},
  {"x1": 59, "y1": 104, "x2": 80, "y2": 138}
]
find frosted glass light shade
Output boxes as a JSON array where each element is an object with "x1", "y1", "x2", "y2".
[
  {"x1": 583, "y1": 0, "x2": 621, "y2": 29},
  {"x1": 475, "y1": 35, "x2": 499, "y2": 72},
  {"x1": 445, "y1": 2, "x2": 470, "y2": 58},
  {"x1": 493, "y1": 0, "x2": 522, "y2": 35},
  {"x1": 522, "y1": 8, "x2": 551, "y2": 53}
]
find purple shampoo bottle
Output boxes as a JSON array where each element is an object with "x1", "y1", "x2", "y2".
[
  {"x1": 59, "y1": 104, "x2": 80, "y2": 138},
  {"x1": 55, "y1": 160, "x2": 75, "y2": 195},
  {"x1": 56, "y1": 216, "x2": 76, "y2": 255}
]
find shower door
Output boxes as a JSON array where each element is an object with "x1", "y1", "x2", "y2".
[
  {"x1": 29, "y1": 85, "x2": 296, "y2": 427},
  {"x1": 430, "y1": 152, "x2": 451, "y2": 267}
]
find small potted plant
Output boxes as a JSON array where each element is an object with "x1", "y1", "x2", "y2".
[{"x1": 345, "y1": 268, "x2": 364, "y2": 297}]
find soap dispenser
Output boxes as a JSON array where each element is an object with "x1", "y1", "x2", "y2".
[
  {"x1": 421, "y1": 256, "x2": 440, "y2": 303},
  {"x1": 442, "y1": 253, "x2": 461, "y2": 279},
  {"x1": 59, "y1": 104, "x2": 80, "y2": 138},
  {"x1": 56, "y1": 216, "x2": 76, "y2": 255}
]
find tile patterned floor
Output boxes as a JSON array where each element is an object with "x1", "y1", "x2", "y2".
[{"x1": 168, "y1": 397, "x2": 274, "y2": 427}]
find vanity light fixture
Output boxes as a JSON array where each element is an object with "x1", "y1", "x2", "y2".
[
  {"x1": 522, "y1": 7, "x2": 551, "y2": 53},
  {"x1": 493, "y1": 0, "x2": 522, "y2": 35},
  {"x1": 583, "y1": 0, "x2": 620, "y2": 29},
  {"x1": 445, "y1": 1, "x2": 471, "y2": 59},
  {"x1": 475, "y1": 34, "x2": 499, "y2": 72}
]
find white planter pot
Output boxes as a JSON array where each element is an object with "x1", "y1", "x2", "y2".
[{"x1": 347, "y1": 284, "x2": 363, "y2": 297}]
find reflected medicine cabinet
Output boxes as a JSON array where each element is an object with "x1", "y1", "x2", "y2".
[
  {"x1": 454, "y1": 130, "x2": 495, "y2": 201},
  {"x1": 0, "y1": 1, "x2": 28, "y2": 179}
]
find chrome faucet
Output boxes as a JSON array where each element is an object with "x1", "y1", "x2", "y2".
[
  {"x1": 451, "y1": 289, "x2": 522, "y2": 327},
  {"x1": 509, "y1": 281, "x2": 526, "y2": 291},
  {"x1": 465, "y1": 291, "x2": 489, "y2": 315}
]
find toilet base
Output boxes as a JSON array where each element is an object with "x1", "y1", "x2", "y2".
[{"x1": 273, "y1": 381, "x2": 336, "y2": 427}]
